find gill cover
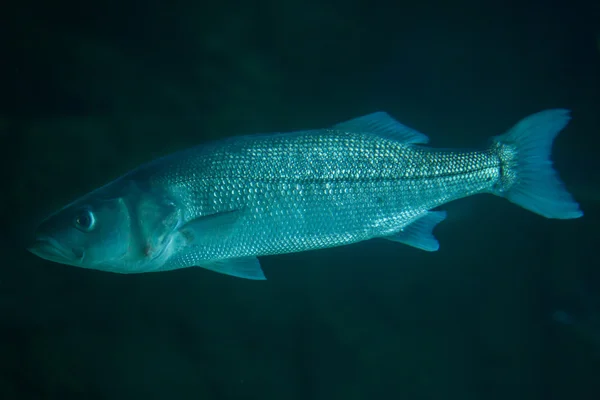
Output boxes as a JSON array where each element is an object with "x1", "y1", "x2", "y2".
[{"x1": 28, "y1": 179, "x2": 181, "y2": 273}]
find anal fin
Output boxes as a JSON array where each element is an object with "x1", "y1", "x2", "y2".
[{"x1": 383, "y1": 211, "x2": 447, "y2": 252}]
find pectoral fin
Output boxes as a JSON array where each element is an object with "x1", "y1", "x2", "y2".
[
  {"x1": 161, "y1": 209, "x2": 266, "y2": 279},
  {"x1": 178, "y1": 209, "x2": 245, "y2": 245}
]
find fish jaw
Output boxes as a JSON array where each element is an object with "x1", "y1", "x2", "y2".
[{"x1": 28, "y1": 235, "x2": 84, "y2": 267}]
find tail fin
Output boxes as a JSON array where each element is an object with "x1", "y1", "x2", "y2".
[{"x1": 491, "y1": 109, "x2": 583, "y2": 219}]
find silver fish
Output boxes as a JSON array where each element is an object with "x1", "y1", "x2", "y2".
[{"x1": 28, "y1": 109, "x2": 582, "y2": 279}]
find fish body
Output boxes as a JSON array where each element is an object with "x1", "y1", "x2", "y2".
[{"x1": 28, "y1": 110, "x2": 583, "y2": 279}]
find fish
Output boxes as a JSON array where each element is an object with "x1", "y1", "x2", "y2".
[{"x1": 27, "y1": 109, "x2": 583, "y2": 280}]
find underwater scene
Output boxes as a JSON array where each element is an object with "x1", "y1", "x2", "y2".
[{"x1": 1, "y1": 0, "x2": 599, "y2": 399}]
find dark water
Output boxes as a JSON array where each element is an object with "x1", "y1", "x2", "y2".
[{"x1": 1, "y1": 0, "x2": 599, "y2": 398}]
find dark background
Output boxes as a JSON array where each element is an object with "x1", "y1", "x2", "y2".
[{"x1": 1, "y1": 0, "x2": 599, "y2": 398}]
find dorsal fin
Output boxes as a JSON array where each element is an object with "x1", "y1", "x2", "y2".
[{"x1": 333, "y1": 112, "x2": 429, "y2": 145}]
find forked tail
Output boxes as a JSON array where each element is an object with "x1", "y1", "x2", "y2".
[{"x1": 491, "y1": 109, "x2": 583, "y2": 219}]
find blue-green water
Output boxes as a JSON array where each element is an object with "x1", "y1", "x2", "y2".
[{"x1": 1, "y1": 0, "x2": 599, "y2": 398}]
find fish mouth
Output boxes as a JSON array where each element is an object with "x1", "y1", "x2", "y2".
[{"x1": 27, "y1": 236, "x2": 82, "y2": 264}]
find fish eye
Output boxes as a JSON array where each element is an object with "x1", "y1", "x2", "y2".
[{"x1": 74, "y1": 209, "x2": 96, "y2": 232}]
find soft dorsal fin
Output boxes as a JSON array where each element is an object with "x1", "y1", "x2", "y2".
[{"x1": 333, "y1": 112, "x2": 429, "y2": 145}]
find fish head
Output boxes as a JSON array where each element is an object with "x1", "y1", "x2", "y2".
[
  {"x1": 28, "y1": 179, "x2": 181, "y2": 273},
  {"x1": 28, "y1": 192, "x2": 133, "y2": 271}
]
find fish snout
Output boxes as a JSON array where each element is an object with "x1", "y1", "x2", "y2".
[{"x1": 27, "y1": 235, "x2": 83, "y2": 263}]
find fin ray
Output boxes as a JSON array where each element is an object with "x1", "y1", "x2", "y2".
[
  {"x1": 384, "y1": 211, "x2": 447, "y2": 251},
  {"x1": 201, "y1": 257, "x2": 266, "y2": 280},
  {"x1": 334, "y1": 112, "x2": 429, "y2": 144},
  {"x1": 179, "y1": 209, "x2": 244, "y2": 244},
  {"x1": 492, "y1": 109, "x2": 583, "y2": 219},
  {"x1": 161, "y1": 248, "x2": 266, "y2": 280}
]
